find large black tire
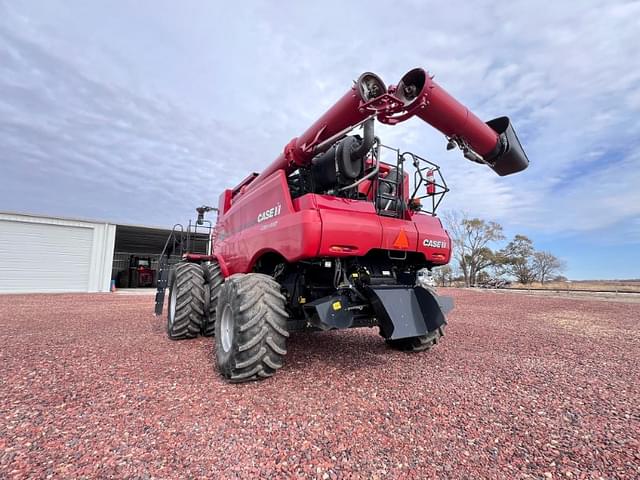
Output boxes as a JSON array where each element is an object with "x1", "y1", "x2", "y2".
[
  {"x1": 201, "y1": 261, "x2": 224, "y2": 337},
  {"x1": 215, "y1": 273, "x2": 289, "y2": 383},
  {"x1": 166, "y1": 262, "x2": 206, "y2": 340},
  {"x1": 385, "y1": 325, "x2": 446, "y2": 352}
]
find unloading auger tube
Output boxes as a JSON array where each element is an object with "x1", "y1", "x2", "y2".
[{"x1": 246, "y1": 67, "x2": 528, "y2": 197}]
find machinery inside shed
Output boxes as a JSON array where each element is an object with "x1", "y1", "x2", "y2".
[{"x1": 112, "y1": 224, "x2": 209, "y2": 288}]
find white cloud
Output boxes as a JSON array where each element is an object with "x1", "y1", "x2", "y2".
[{"x1": 1, "y1": 0, "x2": 639, "y2": 248}]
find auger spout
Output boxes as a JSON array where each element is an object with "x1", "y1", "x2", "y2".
[{"x1": 388, "y1": 68, "x2": 529, "y2": 176}]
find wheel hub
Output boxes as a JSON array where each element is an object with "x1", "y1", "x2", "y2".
[
  {"x1": 168, "y1": 286, "x2": 177, "y2": 328},
  {"x1": 220, "y1": 304, "x2": 234, "y2": 352}
]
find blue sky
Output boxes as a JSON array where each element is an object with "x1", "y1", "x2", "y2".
[{"x1": 1, "y1": 0, "x2": 639, "y2": 279}]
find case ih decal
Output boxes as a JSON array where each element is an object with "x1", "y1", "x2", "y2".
[
  {"x1": 257, "y1": 203, "x2": 282, "y2": 223},
  {"x1": 423, "y1": 239, "x2": 448, "y2": 249}
]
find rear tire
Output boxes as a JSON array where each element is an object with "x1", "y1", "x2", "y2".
[
  {"x1": 385, "y1": 325, "x2": 445, "y2": 352},
  {"x1": 166, "y1": 262, "x2": 206, "y2": 340},
  {"x1": 202, "y1": 261, "x2": 224, "y2": 337},
  {"x1": 215, "y1": 273, "x2": 289, "y2": 382}
]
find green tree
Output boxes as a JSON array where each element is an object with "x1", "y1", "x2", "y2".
[
  {"x1": 442, "y1": 211, "x2": 504, "y2": 287},
  {"x1": 500, "y1": 235, "x2": 536, "y2": 284}
]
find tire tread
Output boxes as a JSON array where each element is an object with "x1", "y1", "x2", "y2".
[
  {"x1": 215, "y1": 273, "x2": 288, "y2": 382},
  {"x1": 167, "y1": 262, "x2": 206, "y2": 340},
  {"x1": 201, "y1": 262, "x2": 224, "y2": 337}
]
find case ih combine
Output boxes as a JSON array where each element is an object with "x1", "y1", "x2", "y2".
[{"x1": 155, "y1": 67, "x2": 528, "y2": 382}]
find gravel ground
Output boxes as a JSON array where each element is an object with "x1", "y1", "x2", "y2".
[{"x1": 1, "y1": 289, "x2": 638, "y2": 479}]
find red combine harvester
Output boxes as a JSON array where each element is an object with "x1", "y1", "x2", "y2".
[
  {"x1": 155, "y1": 67, "x2": 528, "y2": 382},
  {"x1": 117, "y1": 255, "x2": 155, "y2": 288}
]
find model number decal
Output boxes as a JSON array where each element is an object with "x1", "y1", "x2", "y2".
[
  {"x1": 257, "y1": 203, "x2": 282, "y2": 223},
  {"x1": 423, "y1": 239, "x2": 447, "y2": 248}
]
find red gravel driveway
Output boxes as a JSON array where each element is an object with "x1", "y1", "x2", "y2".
[{"x1": 1, "y1": 289, "x2": 638, "y2": 479}]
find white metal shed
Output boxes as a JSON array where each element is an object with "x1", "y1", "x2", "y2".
[{"x1": 0, "y1": 212, "x2": 116, "y2": 293}]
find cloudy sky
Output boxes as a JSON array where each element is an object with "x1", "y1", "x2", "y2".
[{"x1": 1, "y1": 0, "x2": 639, "y2": 279}]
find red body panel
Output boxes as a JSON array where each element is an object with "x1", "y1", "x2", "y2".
[
  {"x1": 213, "y1": 171, "x2": 321, "y2": 274},
  {"x1": 315, "y1": 197, "x2": 382, "y2": 257},
  {"x1": 213, "y1": 170, "x2": 451, "y2": 275},
  {"x1": 412, "y1": 214, "x2": 452, "y2": 264}
]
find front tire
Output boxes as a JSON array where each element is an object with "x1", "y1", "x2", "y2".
[
  {"x1": 215, "y1": 273, "x2": 289, "y2": 382},
  {"x1": 166, "y1": 262, "x2": 206, "y2": 340}
]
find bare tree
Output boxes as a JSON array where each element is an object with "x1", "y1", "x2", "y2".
[
  {"x1": 433, "y1": 265, "x2": 453, "y2": 287},
  {"x1": 533, "y1": 251, "x2": 566, "y2": 284},
  {"x1": 441, "y1": 210, "x2": 504, "y2": 287}
]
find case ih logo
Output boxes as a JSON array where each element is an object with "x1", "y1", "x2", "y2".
[
  {"x1": 257, "y1": 203, "x2": 282, "y2": 223},
  {"x1": 423, "y1": 239, "x2": 447, "y2": 249}
]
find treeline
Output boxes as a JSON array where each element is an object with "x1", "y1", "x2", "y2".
[{"x1": 435, "y1": 211, "x2": 566, "y2": 287}]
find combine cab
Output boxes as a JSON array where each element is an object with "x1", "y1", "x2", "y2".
[{"x1": 155, "y1": 67, "x2": 529, "y2": 382}]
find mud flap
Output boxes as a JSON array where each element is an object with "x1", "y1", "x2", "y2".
[{"x1": 365, "y1": 285, "x2": 453, "y2": 340}]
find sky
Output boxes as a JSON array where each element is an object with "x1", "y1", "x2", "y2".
[{"x1": 1, "y1": 0, "x2": 639, "y2": 280}]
